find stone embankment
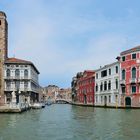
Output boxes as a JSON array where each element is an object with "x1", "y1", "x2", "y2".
[{"x1": 0, "y1": 103, "x2": 30, "y2": 113}]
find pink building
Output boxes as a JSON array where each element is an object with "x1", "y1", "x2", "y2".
[{"x1": 120, "y1": 46, "x2": 140, "y2": 107}]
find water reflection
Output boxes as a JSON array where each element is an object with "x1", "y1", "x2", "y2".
[{"x1": 0, "y1": 105, "x2": 140, "y2": 140}]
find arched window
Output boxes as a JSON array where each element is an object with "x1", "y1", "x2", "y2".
[
  {"x1": 132, "y1": 67, "x2": 136, "y2": 79},
  {"x1": 115, "y1": 79, "x2": 118, "y2": 89},
  {"x1": 109, "y1": 69, "x2": 111, "y2": 75},
  {"x1": 96, "y1": 84, "x2": 98, "y2": 92},
  {"x1": 15, "y1": 69, "x2": 20, "y2": 78},
  {"x1": 24, "y1": 81, "x2": 28, "y2": 89},
  {"x1": 6, "y1": 69, "x2": 10, "y2": 77},
  {"x1": 122, "y1": 69, "x2": 125, "y2": 80},
  {"x1": 6, "y1": 81, "x2": 10, "y2": 88},
  {"x1": 15, "y1": 81, "x2": 20, "y2": 89},
  {"x1": 109, "y1": 95, "x2": 111, "y2": 103},
  {"x1": 108, "y1": 81, "x2": 111, "y2": 90},
  {"x1": 104, "y1": 81, "x2": 107, "y2": 91},
  {"x1": 100, "y1": 82, "x2": 103, "y2": 91},
  {"x1": 116, "y1": 66, "x2": 118, "y2": 73},
  {"x1": 101, "y1": 96, "x2": 103, "y2": 103},
  {"x1": 24, "y1": 69, "x2": 28, "y2": 77}
]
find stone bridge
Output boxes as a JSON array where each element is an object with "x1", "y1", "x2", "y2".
[{"x1": 55, "y1": 98, "x2": 72, "y2": 104}]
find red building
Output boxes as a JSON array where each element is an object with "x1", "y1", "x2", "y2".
[
  {"x1": 120, "y1": 46, "x2": 140, "y2": 107},
  {"x1": 77, "y1": 70, "x2": 95, "y2": 105}
]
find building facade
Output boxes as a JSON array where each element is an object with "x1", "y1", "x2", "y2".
[
  {"x1": 43, "y1": 85, "x2": 59, "y2": 103},
  {"x1": 4, "y1": 58, "x2": 40, "y2": 104},
  {"x1": 71, "y1": 72, "x2": 83, "y2": 103},
  {"x1": 95, "y1": 62, "x2": 120, "y2": 107},
  {"x1": 120, "y1": 46, "x2": 140, "y2": 107},
  {"x1": 56, "y1": 88, "x2": 72, "y2": 102},
  {"x1": 77, "y1": 70, "x2": 95, "y2": 105}
]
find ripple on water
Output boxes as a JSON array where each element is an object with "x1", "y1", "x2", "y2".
[{"x1": 0, "y1": 105, "x2": 140, "y2": 140}]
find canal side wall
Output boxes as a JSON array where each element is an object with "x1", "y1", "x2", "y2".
[
  {"x1": 0, "y1": 103, "x2": 30, "y2": 113},
  {"x1": 71, "y1": 102, "x2": 140, "y2": 109}
]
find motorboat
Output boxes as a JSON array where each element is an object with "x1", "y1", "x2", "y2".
[
  {"x1": 41, "y1": 102, "x2": 46, "y2": 108},
  {"x1": 31, "y1": 103, "x2": 42, "y2": 109}
]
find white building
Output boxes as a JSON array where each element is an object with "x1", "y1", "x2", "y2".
[
  {"x1": 95, "y1": 61, "x2": 121, "y2": 107},
  {"x1": 4, "y1": 57, "x2": 40, "y2": 104}
]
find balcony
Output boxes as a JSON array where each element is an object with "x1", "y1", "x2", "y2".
[
  {"x1": 129, "y1": 78, "x2": 137, "y2": 84},
  {"x1": 120, "y1": 80, "x2": 125, "y2": 85},
  {"x1": 113, "y1": 89, "x2": 119, "y2": 93},
  {"x1": 138, "y1": 78, "x2": 140, "y2": 83},
  {"x1": 4, "y1": 76, "x2": 30, "y2": 80},
  {"x1": 5, "y1": 87, "x2": 30, "y2": 92}
]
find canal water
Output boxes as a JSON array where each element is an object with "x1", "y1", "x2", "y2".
[{"x1": 0, "y1": 104, "x2": 140, "y2": 140}]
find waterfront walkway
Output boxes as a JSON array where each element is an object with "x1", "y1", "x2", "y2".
[{"x1": 0, "y1": 103, "x2": 30, "y2": 113}]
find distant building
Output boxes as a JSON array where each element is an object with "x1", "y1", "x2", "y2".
[
  {"x1": 95, "y1": 61, "x2": 120, "y2": 107},
  {"x1": 56, "y1": 88, "x2": 72, "y2": 102},
  {"x1": 43, "y1": 85, "x2": 59, "y2": 102},
  {"x1": 71, "y1": 72, "x2": 83, "y2": 103},
  {"x1": 77, "y1": 70, "x2": 95, "y2": 105},
  {"x1": 120, "y1": 46, "x2": 140, "y2": 107}
]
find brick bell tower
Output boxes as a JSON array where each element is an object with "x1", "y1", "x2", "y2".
[{"x1": 0, "y1": 11, "x2": 8, "y2": 104}]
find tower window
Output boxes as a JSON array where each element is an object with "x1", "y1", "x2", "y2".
[{"x1": 0, "y1": 20, "x2": 1, "y2": 25}]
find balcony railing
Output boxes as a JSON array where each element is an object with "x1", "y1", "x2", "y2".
[
  {"x1": 138, "y1": 78, "x2": 140, "y2": 83},
  {"x1": 113, "y1": 89, "x2": 119, "y2": 93},
  {"x1": 4, "y1": 76, "x2": 30, "y2": 80},
  {"x1": 120, "y1": 80, "x2": 125, "y2": 85},
  {"x1": 130, "y1": 78, "x2": 137, "y2": 84},
  {"x1": 5, "y1": 87, "x2": 30, "y2": 91}
]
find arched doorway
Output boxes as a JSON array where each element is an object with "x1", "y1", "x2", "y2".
[
  {"x1": 125, "y1": 97, "x2": 131, "y2": 107},
  {"x1": 84, "y1": 95, "x2": 87, "y2": 104},
  {"x1": 104, "y1": 96, "x2": 107, "y2": 106}
]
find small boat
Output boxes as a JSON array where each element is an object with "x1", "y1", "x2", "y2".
[
  {"x1": 31, "y1": 103, "x2": 42, "y2": 109},
  {"x1": 46, "y1": 101, "x2": 52, "y2": 106},
  {"x1": 41, "y1": 102, "x2": 46, "y2": 108}
]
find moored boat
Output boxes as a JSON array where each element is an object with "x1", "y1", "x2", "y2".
[{"x1": 31, "y1": 103, "x2": 42, "y2": 109}]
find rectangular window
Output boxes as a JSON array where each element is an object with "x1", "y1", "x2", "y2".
[
  {"x1": 0, "y1": 20, "x2": 1, "y2": 25},
  {"x1": 116, "y1": 66, "x2": 118, "y2": 73},
  {"x1": 109, "y1": 69, "x2": 111, "y2": 75},
  {"x1": 132, "y1": 53, "x2": 136, "y2": 59},
  {"x1": 101, "y1": 70, "x2": 107, "y2": 77},
  {"x1": 132, "y1": 86, "x2": 136, "y2": 93},
  {"x1": 96, "y1": 73, "x2": 98, "y2": 79},
  {"x1": 122, "y1": 86, "x2": 125, "y2": 94},
  {"x1": 122, "y1": 56, "x2": 125, "y2": 62}
]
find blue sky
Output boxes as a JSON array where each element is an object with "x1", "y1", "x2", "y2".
[{"x1": 1, "y1": 0, "x2": 140, "y2": 88}]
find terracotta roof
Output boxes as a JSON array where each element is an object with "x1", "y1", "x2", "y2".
[
  {"x1": 84, "y1": 70, "x2": 95, "y2": 73},
  {"x1": 5, "y1": 57, "x2": 32, "y2": 64},
  {"x1": 121, "y1": 45, "x2": 140, "y2": 55},
  {"x1": 5, "y1": 57, "x2": 40, "y2": 74}
]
